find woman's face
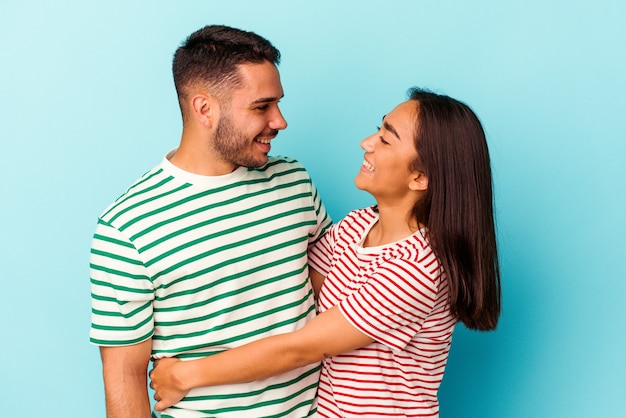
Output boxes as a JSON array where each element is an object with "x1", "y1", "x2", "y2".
[{"x1": 355, "y1": 100, "x2": 424, "y2": 203}]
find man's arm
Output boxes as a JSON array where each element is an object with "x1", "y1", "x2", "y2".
[{"x1": 100, "y1": 338, "x2": 153, "y2": 418}]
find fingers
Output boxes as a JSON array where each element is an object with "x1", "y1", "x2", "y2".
[
  {"x1": 153, "y1": 392, "x2": 168, "y2": 412},
  {"x1": 154, "y1": 395, "x2": 168, "y2": 412}
]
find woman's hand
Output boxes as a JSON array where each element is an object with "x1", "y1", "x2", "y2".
[{"x1": 149, "y1": 357, "x2": 189, "y2": 411}]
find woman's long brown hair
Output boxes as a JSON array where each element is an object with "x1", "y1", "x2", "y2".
[{"x1": 408, "y1": 88, "x2": 501, "y2": 330}]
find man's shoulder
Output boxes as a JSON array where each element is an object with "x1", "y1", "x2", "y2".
[
  {"x1": 97, "y1": 162, "x2": 168, "y2": 224},
  {"x1": 266, "y1": 155, "x2": 305, "y2": 169},
  {"x1": 256, "y1": 156, "x2": 309, "y2": 178}
]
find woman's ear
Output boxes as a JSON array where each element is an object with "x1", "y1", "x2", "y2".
[{"x1": 409, "y1": 172, "x2": 428, "y2": 191}]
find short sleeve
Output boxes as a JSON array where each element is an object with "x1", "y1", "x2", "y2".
[
  {"x1": 307, "y1": 223, "x2": 335, "y2": 277},
  {"x1": 338, "y1": 257, "x2": 441, "y2": 351},
  {"x1": 306, "y1": 171, "x2": 332, "y2": 244},
  {"x1": 89, "y1": 220, "x2": 155, "y2": 346}
]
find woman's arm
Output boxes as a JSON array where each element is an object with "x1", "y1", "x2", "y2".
[
  {"x1": 310, "y1": 267, "x2": 325, "y2": 298},
  {"x1": 150, "y1": 305, "x2": 374, "y2": 411}
]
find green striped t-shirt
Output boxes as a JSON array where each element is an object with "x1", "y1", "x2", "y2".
[{"x1": 90, "y1": 155, "x2": 331, "y2": 417}]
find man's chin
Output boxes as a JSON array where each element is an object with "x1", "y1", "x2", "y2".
[{"x1": 243, "y1": 155, "x2": 269, "y2": 168}]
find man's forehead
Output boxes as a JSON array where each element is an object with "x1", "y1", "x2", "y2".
[{"x1": 231, "y1": 62, "x2": 284, "y2": 103}]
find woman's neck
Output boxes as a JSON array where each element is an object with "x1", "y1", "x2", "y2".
[{"x1": 363, "y1": 204, "x2": 421, "y2": 247}]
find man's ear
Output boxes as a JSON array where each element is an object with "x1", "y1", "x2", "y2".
[
  {"x1": 409, "y1": 172, "x2": 428, "y2": 191},
  {"x1": 190, "y1": 93, "x2": 219, "y2": 128}
]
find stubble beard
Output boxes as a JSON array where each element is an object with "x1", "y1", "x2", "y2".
[{"x1": 213, "y1": 113, "x2": 268, "y2": 169}]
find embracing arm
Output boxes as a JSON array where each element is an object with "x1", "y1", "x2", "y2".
[
  {"x1": 310, "y1": 267, "x2": 326, "y2": 298},
  {"x1": 100, "y1": 338, "x2": 153, "y2": 418},
  {"x1": 151, "y1": 306, "x2": 374, "y2": 410}
]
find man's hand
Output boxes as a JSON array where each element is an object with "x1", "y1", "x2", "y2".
[{"x1": 150, "y1": 357, "x2": 190, "y2": 411}]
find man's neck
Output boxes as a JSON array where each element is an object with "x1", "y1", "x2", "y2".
[{"x1": 169, "y1": 131, "x2": 238, "y2": 176}]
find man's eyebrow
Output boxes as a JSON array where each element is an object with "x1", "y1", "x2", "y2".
[
  {"x1": 382, "y1": 119, "x2": 401, "y2": 141},
  {"x1": 252, "y1": 94, "x2": 284, "y2": 104}
]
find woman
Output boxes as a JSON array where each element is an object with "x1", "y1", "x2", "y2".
[{"x1": 150, "y1": 87, "x2": 501, "y2": 417}]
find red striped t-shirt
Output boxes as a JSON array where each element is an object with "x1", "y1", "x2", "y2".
[{"x1": 308, "y1": 206, "x2": 456, "y2": 417}]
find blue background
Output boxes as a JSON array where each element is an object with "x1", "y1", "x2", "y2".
[{"x1": 1, "y1": 1, "x2": 625, "y2": 417}]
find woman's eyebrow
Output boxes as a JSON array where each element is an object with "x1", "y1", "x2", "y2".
[{"x1": 382, "y1": 120, "x2": 401, "y2": 140}]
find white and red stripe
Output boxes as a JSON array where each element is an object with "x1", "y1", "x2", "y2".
[{"x1": 309, "y1": 206, "x2": 456, "y2": 417}]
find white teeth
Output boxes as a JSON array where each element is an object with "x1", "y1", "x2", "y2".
[
  {"x1": 363, "y1": 159, "x2": 375, "y2": 172},
  {"x1": 256, "y1": 138, "x2": 272, "y2": 144}
]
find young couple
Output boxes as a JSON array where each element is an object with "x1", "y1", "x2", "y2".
[{"x1": 90, "y1": 24, "x2": 500, "y2": 418}]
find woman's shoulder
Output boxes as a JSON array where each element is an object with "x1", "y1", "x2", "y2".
[
  {"x1": 344, "y1": 205, "x2": 378, "y2": 222},
  {"x1": 385, "y1": 231, "x2": 441, "y2": 282},
  {"x1": 335, "y1": 206, "x2": 377, "y2": 230}
]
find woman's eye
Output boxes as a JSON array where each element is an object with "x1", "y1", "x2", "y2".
[{"x1": 375, "y1": 126, "x2": 389, "y2": 144}]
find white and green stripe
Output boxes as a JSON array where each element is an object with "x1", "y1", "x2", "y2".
[{"x1": 90, "y1": 156, "x2": 330, "y2": 417}]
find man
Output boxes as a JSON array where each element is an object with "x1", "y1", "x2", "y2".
[{"x1": 89, "y1": 25, "x2": 331, "y2": 417}]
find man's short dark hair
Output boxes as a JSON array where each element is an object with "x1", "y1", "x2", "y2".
[{"x1": 172, "y1": 25, "x2": 281, "y2": 114}]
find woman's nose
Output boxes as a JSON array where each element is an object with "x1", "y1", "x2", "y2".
[{"x1": 360, "y1": 134, "x2": 376, "y2": 152}]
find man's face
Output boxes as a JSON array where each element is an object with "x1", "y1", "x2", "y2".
[{"x1": 211, "y1": 61, "x2": 287, "y2": 169}]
